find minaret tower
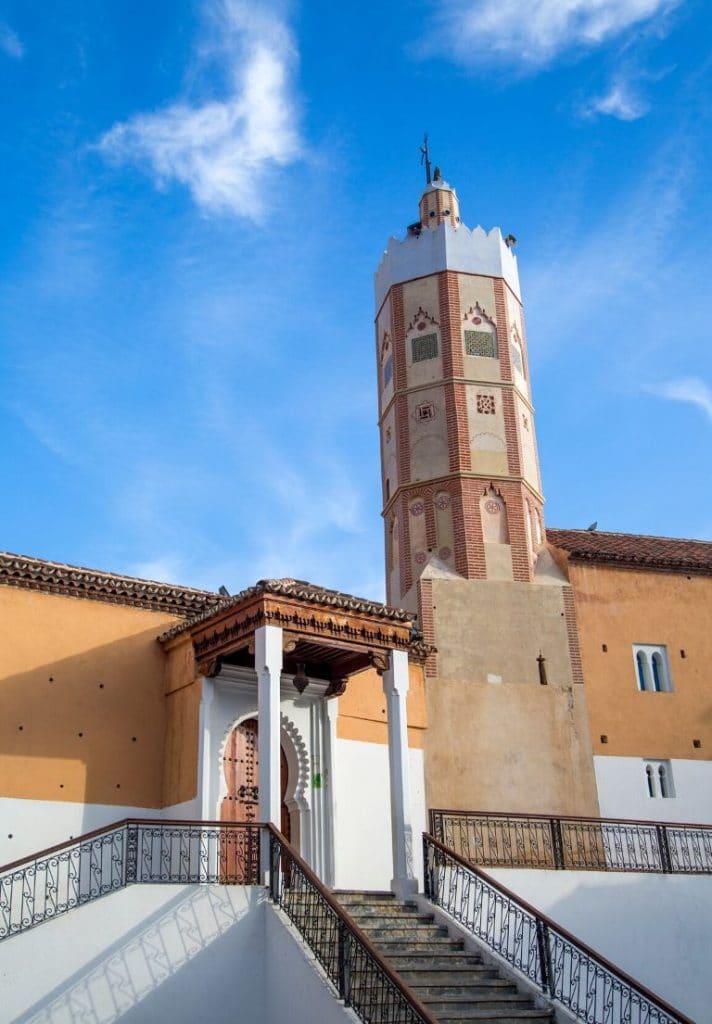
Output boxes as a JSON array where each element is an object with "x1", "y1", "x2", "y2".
[
  {"x1": 374, "y1": 155, "x2": 599, "y2": 817},
  {"x1": 376, "y1": 164, "x2": 544, "y2": 608}
]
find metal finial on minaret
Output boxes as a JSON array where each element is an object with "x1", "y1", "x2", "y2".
[{"x1": 420, "y1": 133, "x2": 432, "y2": 185}]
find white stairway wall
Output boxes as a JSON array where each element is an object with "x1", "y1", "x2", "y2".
[
  {"x1": 488, "y1": 868, "x2": 712, "y2": 1023},
  {"x1": 0, "y1": 885, "x2": 353, "y2": 1024},
  {"x1": 594, "y1": 756, "x2": 712, "y2": 823},
  {"x1": 332, "y1": 738, "x2": 426, "y2": 891}
]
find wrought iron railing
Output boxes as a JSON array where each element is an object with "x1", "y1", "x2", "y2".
[
  {"x1": 0, "y1": 818, "x2": 260, "y2": 941},
  {"x1": 423, "y1": 833, "x2": 692, "y2": 1024},
  {"x1": 266, "y1": 824, "x2": 438, "y2": 1024},
  {"x1": 430, "y1": 808, "x2": 712, "y2": 873}
]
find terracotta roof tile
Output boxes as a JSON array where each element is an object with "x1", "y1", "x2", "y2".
[
  {"x1": 0, "y1": 550, "x2": 221, "y2": 616},
  {"x1": 159, "y1": 577, "x2": 410, "y2": 642},
  {"x1": 547, "y1": 528, "x2": 712, "y2": 575}
]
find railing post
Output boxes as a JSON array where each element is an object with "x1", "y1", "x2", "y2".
[
  {"x1": 535, "y1": 918, "x2": 555, "y2": 997},
  {"x1": 423, "y1": 835, "x2": 432, "y2": 899},
  {"x1": 338, "y1": 919, "x2": 352, "y2": 1005},
  {"x1": 125, "y1": 823, "x2": 138, "y2": 884},
  {"x1": 269, "y1": 831, "x2": 280, "y2": 902},
  {"x1": 656, "y1": 824, "x2": 672, "y2": 873},
  {"x1": 549, "y1": 818, "x2": 564, "y2": 870}
]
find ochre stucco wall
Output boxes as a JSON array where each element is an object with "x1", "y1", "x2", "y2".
[
  {"x1": 567, "y1": 564, "x2": 712, "y2": 760},
  {"x1": 0, "y1": 585, "x2": 179, "y2": 807},
  {"x1": 423, "y1": 576, "x2": 599, "y2": 816},
  {"x1": 162, "y1": 637, "x2": 201, "y2": 807},
  {"x1": 337, "y1": 664, "x2": 427, "y2": 748}
]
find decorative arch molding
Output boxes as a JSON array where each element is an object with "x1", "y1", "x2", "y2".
[
  {"x1": 280, "y1": 712, "x2": 311, "y2": 816},
  {"x1": 480, "y1": 484, "x2": 510, "y2": 544},
  {"x1": 462, "y1": 302, "x2": 496, "y2": 327},
  {"x1": 406, "y1": 306, "x2": 440, "y2": 334},
  {"x1": 380, "y1": 330, "x2": 392, "y2": 360}
]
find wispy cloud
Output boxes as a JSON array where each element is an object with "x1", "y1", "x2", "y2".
[
  {"x1": 646, "y1": 378, "x2": 712, "y2": 423},
  {"x1": 583, "y1": 79, "x2": 649, "y2": 120},
  {"x1": 425, "y1": 0, "x2": 681, "y2": 69},
  {"x1": 0, "y1": 20, "x2": 24, "y2": 58},
  {"x1": 98, "y1": 1, "x2": 302, "y2": 218}
]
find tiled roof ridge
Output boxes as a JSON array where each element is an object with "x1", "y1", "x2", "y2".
[
  {"x1": 0, "y1": 550, "x2": 221, "y2": 616},
  {"x1": 160, "y1": 576, "x2": 411, "y2": 642},
  {"x1": 547, "y1": 527, "x2": 712, "y2": 573},
  {"x1": 548, "y1": 526, "x2": 712, "y2": 546}
]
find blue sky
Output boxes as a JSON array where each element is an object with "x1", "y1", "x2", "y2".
[{"x1": 1, "y1": 0, "x2": 710, "y2": 600}]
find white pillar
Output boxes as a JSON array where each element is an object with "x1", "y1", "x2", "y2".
[
  {"x1": 197, "y1": 677, "x2": 215, "y2": 820},
  {"x1": 256, "y1": 624, "x2": 282, "y2": 877},
  {"x1": 383, "y1": 649, "x2": 418, "y2": 898}
]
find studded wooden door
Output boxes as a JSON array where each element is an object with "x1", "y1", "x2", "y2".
[{"x1": 219, "y1": 718, "x2": 290, "y2": 881}]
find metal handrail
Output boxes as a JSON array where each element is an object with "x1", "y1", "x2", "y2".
[
  {"x1": 424, "y1": 832, "x2": 693, "y2": 1024},
  {"x1": 0, "y1": 818, "x2": 261, "y2": 941},
  {"x1": 430, "y1": 808, "x2": 712, "y2": 873},
  {"x1": 266, "y1": 824, "x2": 438, "y2": 1024}
]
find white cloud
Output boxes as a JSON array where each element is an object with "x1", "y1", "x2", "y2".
[
  {"x1": 428, "y1": 0, "x2": 680, "y2": 68},
  {"x1": 584, "y1": 79, "x2": 649, "y2": 120},
  {"x1": 647, "y1": 378, "x2": 712, "y2": 423},
  {"x1": 98, "y1": 1, "x2": 302, "y2": 218},
  {"x1": 0, "y1": 21, "x2": 24, "y2": 58}
]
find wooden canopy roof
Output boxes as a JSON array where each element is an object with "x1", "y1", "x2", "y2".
[{"x1": 160, "y1": 577, "x2": 431, "y2": 691}]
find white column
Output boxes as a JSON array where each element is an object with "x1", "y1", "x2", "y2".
[
  {"x1": 197, "y1": 677, "x2": 215, "y2": 819},
  {"x1": 256, "y1": 624, "x2": 283, "y2": 834},
  {"x1": 383, "y1": 649, "x2": 418, "y2": 898}
]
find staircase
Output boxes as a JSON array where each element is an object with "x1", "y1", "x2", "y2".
[{"x1": 335, "y1": 892, "x2": 553, "y2": 1024}]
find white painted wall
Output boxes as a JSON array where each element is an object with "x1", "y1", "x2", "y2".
[
  {"x1": 487, "y1": 868, "x2": 712, "y2": 1023},
  {"x1": 0, "y1": 797, "x2": 164, "y2": 866},
  {"x1": 0, "y1": 885, "x2": 354, "y2": 1024},
  {"x1": 331, "y1": 738, "x2": 426, "y2": 891},
  {"x1": 375, "y1": 221, "x2": 521, "y2": 311},
  {"x1": 595, "y1": 755, "x2": 712, "y2": 824}
]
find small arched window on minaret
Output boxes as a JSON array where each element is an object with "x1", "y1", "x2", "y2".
[
  {"x1": 480, "y1": 487, "x2": 509, "y2": 544},
  {"x1": 463, "y1": 305, "x2": 498, "y2": 359}
]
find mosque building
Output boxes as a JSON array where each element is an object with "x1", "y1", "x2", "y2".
[{"x1": 1, "y1": 163, "x2": 711, "y2": 895}]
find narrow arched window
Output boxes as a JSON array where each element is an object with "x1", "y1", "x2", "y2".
[
  {"x1": 659, "y1": 764, "x2": 671, "y2": 798},
  {"x1": 636, "y1": 651, "x2": 651, "y2": 691},
  {"x1": 652, "y1": 652, "x2": 664, "y2": 692},
  {"x1": 646, "y1": 764, "x2": 655, "y2": 798}
]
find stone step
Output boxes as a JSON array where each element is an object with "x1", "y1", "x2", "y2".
[
  {"x1": 371, "y1": 937, "x2": 466, "y2": 954},
  {"x1": 344, "y1": 904, "x2": 424, "y2": 919},
  {"x1": 332, "y1": 890, "x2": 395, "y2": 903},
  {"x1": 385, "y1": 953, "x2": 492, "y2": 970},
  {"x1": 410, "y1": 981, "x2": 518, "y2": 997},
  {"x1": 424, "y1": 995, "x2": 534, "y2": 1012},
  {"x1": 360, "y1": 923, "x2": 449, "y2": 941},
  {"x1": 436, "y1": 1013, "x2": 552, "y2": 1023}
]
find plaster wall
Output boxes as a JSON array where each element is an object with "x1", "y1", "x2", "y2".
[
  {"x1": 457, "y1": 273, "x2": 496, "y2": 327},
  {"x1": 403, "y1": 273, "x2": 439, "y2": 330},
  {"x1": 563, "y1": 563, "x2": 712, "y2": 762},
  {"x1": 0, "y1": 885, "x2": 353, "y2": 1024},
  {"x1": 486, "y1": 868, "x2": 712, "y2": 1023},
  {"x1": 0, "y1": 586, "x2": 178, "y2": 810},
  {"x1": 467, "y1": 383, "x2": 507, "y2": 475},
  {"x1": 423, "y1": 577, "x2": 599, "y2": 816},
  {"x1": 515, "y1": 391, "x2": 540, "y2": 493},
  {"x1": 337, "y1": 665, "x2": 427, "y2": 748},
  {"x1": 331, "y1": 738, "x2": 426, "y2": 891},
  {"x1": 594, "y1": 755, "x2": 712, "y2": 823}
]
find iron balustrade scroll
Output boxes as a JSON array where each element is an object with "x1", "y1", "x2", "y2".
[
  {"x1": 0, "y1": 818, "x2": 260, "y2": 941},
  {"x1": 266, "y1": 824, "x2": 438, "y2": 1024},
  {"x1": 430, "y1": 809, "x2": 712, "y2": 874},
  {"x1": 423, "y1": 834, "x2": 692, "y2": 1024}
]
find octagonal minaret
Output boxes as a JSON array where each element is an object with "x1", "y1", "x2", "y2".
[{"x1": 375, "y1": 169, "x2": 545, "y2": 608}]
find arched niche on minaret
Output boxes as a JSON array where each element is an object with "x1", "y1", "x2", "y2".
[
  {"x1": 480, "y1": 486, "x2": 514, "y2": 580},
  {"x1": 409, "y1": 395, "x2": 448, "y2": 482},
  {"x1": 462, "y1": 304, "x2": 500, "y2": 384},
  {"x1": 405, "y1": 308, "x2": 442, "y2": 389},
  {"x1": 480, "y1": 487, "x2": 509, "y2": 544}
]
